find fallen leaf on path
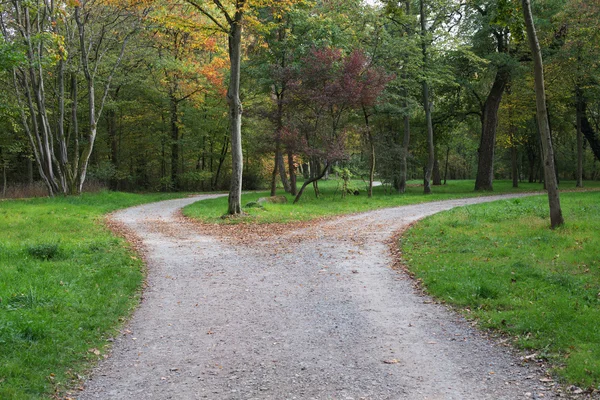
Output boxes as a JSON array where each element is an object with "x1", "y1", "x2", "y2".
[{"x1": 383, "y1": 359, "x2": 399, "y2": 364}]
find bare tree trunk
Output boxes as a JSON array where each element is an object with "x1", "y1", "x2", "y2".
[
  {"x1": 75, "y1": 5, "x2": 130, "y2": 194},
  {"x1": 227, "y1": 8, "x2": 244, "y2": 214},
  {"x1": 420, "y1": 0, "x2": 434, "y2": 194},
  {"x1": 522, "y1": 0, "x2": 564, "y2": 228}
]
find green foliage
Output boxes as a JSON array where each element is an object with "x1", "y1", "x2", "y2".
[
  {"x1": 0, "y1": 191, "x2": 186, "y2": 399},
  {"x1": 25, "y1": 242, "x2": 61, "y2": 261},
  {"x1": 402, "y1": 191, "x2": 600, "y2": 387}
]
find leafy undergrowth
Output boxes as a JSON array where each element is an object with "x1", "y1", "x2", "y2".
[
  {"x1": 183, "y1": 179, "x2": 600, "y2": 224},
  {"x1": 401, "y1": 191, "x2": 600, "y2": 389},
  {"x1": 0, "y1": 191, "x2": 185, "y2": 399}
]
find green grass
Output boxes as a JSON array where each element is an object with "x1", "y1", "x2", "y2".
[
  {"x1": 401, "y1": 191, "x2": 600, "y2": 388},
  {"x1": 0, "y1": 191, "x2": 185, "y2": 399},
  {"x1": 183, "y1": 179, "x2": 600, "y2": 224}
]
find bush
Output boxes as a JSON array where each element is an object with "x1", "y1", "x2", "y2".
[{"x1": 26, "y1": 243, "x2": 60, "y2": 260}]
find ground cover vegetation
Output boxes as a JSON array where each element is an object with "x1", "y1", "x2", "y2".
[
  {"x1": 183, "y1": 178, "x2": 600, "y2": 224},
  {"x1": 0, "y1": 191, "x2": 185, "y2": 399},
  {"x1": 401, "y1": 191, "x2": 600, "y2": 389}
]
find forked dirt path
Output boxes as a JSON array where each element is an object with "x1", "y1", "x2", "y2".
[{"x1": 79, "y1": 194, "x2": 561, "y2": 400}]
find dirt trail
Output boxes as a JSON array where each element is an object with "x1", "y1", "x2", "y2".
[{"x1": 79, "y1": 194, "x2": 560, "y2": 400}]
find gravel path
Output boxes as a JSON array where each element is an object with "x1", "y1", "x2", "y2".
[{"x1": 79, "y1": 194, "x2": 562, "y2": 400}]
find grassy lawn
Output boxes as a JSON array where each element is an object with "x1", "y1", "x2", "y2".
[
  {"x1": 401, "y1": 191, "x2": 600, "y2": 388},
  {"x1": 3, "y1": 181, "x2": 599, "y2": 397},
  {"x1": 183, "y1": 179, "x2": 600, "y2": 224},
  {"x1": 0, "y1": 191, "x2": 185, "y2": 399}
]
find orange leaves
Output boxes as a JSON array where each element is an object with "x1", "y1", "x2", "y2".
[{"x1": 201, "y1": 57, "x2": 228, "y2": 96}]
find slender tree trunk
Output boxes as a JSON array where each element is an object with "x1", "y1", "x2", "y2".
[
  {"x1": 293, "y1": 161, "x2": 330, "y2": 204},
  {"x1": 443, "y1": 146, "x2": 450, "y2": 185},
  {"x1": 399, "y1": 99, "x2": 410, "y2": 193},
  {"x1": 420, "y1": 0, "x2": 434, "y2": 194},
  {"x1": 227, "y1": 11, "x2": 244, "y2": 214},
  {"x1": 288, "y1": 150, "x2": 297, "y2": 195},
  {"x1": 2, "y1": 163, "x2": 6, "y2": 197},
  {"x1": 364, "y1": 107, "x2": 375, "y2": 198},
  {"x1": 398, "y1": 0, "x2": 411, "y2": 194},
  {"x1": 511, "y1": 146, "x2": 519, "y2": 188},
  {"x1": 433, "y1": 158, "x2": 442, "y2": 185},
  {"x1": 27, "y1": 158, "x2": 33, "y2": 185},
  {"x1": 270, "y1": 149, "x2": 278, "y2": 196},
  {"x1": 213, "y1": 135, "x2": 229, "y2": 190},
  {"x1": 169, "y1": 95, "x2": 179, "y2": 189},
  {"x1": 107, "y1": 108, "x2": 119, "y2": 190},
  {"x1": 277, "y1": 151, "x2": 290, "y2": 192},
  {"x1": 522, "y1": 0, "x2": 564, "y2": 228},
  {"x1": 575, "y1": 87, "x2": 584, "y2": 187}
]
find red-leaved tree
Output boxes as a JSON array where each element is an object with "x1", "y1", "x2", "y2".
[{"x1": 288, "y1": 47, "x2": 391, "y2": 203}]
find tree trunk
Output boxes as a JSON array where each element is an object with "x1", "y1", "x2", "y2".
[
  {"x1": 227, "y1": 10, "x2": 244, "y2": 215},
  {"x1": 288, "y1": 150, "x2": 297, "y2": 195},
  {"x1": 364, "y1": 107, "x2": 375, "y2": 198},
  {"x1": 107, "y1": 108, "x2": 119, "y2": 190},
  {"x1": 474, "y1": 68, "x2": 510, "y2": 191},
  {"x1": 213, "y1": 135, "x2": 229, "y2": 190},
  {"x1": 443, "y1": 146, "x2": 450, "y2": 185},
  {"x1": 28, "y1": 158, "x2": 33, "y2": 185},
  {"x1": 277, "y1": 151, "x2": 290, "y2": 192},
  {"x1": 433, "y1": 158, "x2": 442, "y2": 185},
  {"x1": 420, "y1": 0, "x2": 434, "y2": 195},
  {"x1": 522, "y1": 0, "x2": 564, "y2": 228},
  {"x1": 270, "y1": 149, "x2": 279, "y2": 196},
  {"x1": 169, "y1": 94, "x2": 179, "y2": 189},
  {"x1": 575, "y1": 87, "x2": 584, "y2": 187},
  {"x1": 399, "y1": 101, "x2": 410, "y2": 193},
  {"x1": 293, "y1": 161, "x2": 330, "y2": 204},
  {"x1": 511, "y1": 146, "x2": 519, "y2": 188},
  {"x1": 578, "y1": 95, "x2": 600, "y2": 162},
  {"x1": 398, "y1": 0, "x2": 411, "y2": 194}
]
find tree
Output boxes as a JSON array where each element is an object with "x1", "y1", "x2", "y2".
[
  {"x1": 521, "y1": 0, "x2": 563, "y2": 228},
  {"x1": 0, "y1": 0, "x2": 139, "y2": 196},
  {"x1": 185, "y1": 0, "x2": 246, "y2": 214},
  {"x1": 463, "y1": 0, "x2": 522, "y2": 191}
]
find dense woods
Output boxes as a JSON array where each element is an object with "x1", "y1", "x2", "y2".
[{"x1": 1, "y1": 0, "x2": 599, "y2": 205}]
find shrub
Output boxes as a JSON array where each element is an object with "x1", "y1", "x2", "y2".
[{"x1": 26, "y1": 243, "x2": 60, "y2": 260}]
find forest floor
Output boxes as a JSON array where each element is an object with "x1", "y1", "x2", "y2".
[{"x1": 77, "y1": 194, "x2": 584, "y2": 400}]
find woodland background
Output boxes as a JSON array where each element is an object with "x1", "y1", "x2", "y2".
[{"x1": 1, "y1": 0, "x2": 599, "y2": 198}]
